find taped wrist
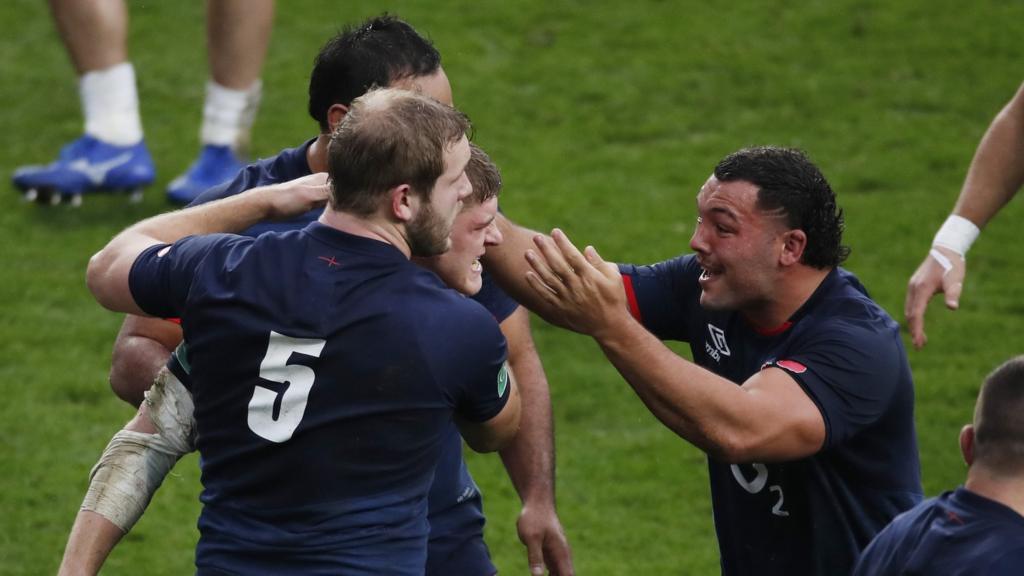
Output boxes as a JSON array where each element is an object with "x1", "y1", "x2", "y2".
[
  {"x1": 80, "y1": 370, "x2": 196, "y2": 532},
  {"x1": 932, "y1": 214, "x2": 980, "y2": 257}
]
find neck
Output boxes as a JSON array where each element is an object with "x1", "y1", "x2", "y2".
[
  {"x1": 306, "y1": 133, "x2": 331, "y2": 174},
  {"x1": 742, "y1": 266, "x2": 831, "y2": 330},
  {"x1": 318, "y1": 209, "x2": 412, "y2": 258},
  {"x1": 965, "y1": 465, "x2": 1024, "y2": 517}
]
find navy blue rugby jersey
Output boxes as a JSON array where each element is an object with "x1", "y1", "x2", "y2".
[
  {"x1": 619, "y1": 254, "x2": 922, "y2": 576},
  {"x1": 190, "y1": 139, "x2": 520, "y2": 324},
  {"x1": 181, "y1": 141, "x2": 518, "y2": 565},
  {"x1": 131, "y1": 223, "x2": 510, "y2": 574},
  {"x1": 853, "y1": 487, "x2": 1024, "y2": 576}
]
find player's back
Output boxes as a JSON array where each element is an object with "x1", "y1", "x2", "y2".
[
  {"x1": 172, "y1": 222, "x2": 508, "y2": 574},
  {"x1": 853, "y1": 487, "x2": 1024, "y2": 576}
]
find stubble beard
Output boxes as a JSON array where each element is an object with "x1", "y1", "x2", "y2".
[{"x1": 407, "y1": 198, "x2": 452, "y2": 258}]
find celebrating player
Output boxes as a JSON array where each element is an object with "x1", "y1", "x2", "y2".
[
  {"x1": 853, "y1": 355, "x2": 1024, "y2": 575},
  {"x1": 484, "y1": 146, "x2": 922, "y2": 575},
  {"x1": 60, "y1": 140, "x2": 511, "y2": 574},
  {"x1": 78, "y1": 15, "x2": 572, "y2": 576},
  {"x1": 79, "y1": 88, "x2": 520, "y2": 574}
]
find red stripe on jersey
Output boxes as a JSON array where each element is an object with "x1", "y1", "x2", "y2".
[
  {"x1": 621, "y1": 274, "x2": 642, "y2": 323},
  {"x1": 776, "y1": 359, "x2": 808, "y2": 374},
  {"x1": 753, "y1": 320, "x2": 792, "y2": 337}
]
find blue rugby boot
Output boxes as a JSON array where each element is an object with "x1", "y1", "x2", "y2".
[
  {"x1": 166, "y1": 144, "x2": 244, "y2": 205},
  {"x1": 12, "y1": 135, "x2": 155, "y2": 207}
]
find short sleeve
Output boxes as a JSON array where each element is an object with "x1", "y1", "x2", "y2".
[
  {"x1": 128, "y1": 234, "x2": 234, "y2": 319},
  {"x1": 768, "y1": 316, "x2": 905, "y2": 448},
  {"x1": 443, "y1": 303, "x2": 510, "y2": 423},
  {"x1": 617, "y1": 254, "x2": 701, "y2": 341},
  {"x1": 472, "y1": 268, "x2": 520, "y2": 324}
]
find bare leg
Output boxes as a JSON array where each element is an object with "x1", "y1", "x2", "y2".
[
  {"x1": 48, "y1": 0, "x2": 128, "y2": 74},
  {"x1": 206, "y1": 0, "x2": 273, "y2": 90}
]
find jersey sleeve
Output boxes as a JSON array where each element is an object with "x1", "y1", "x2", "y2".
[
  {"x1": 617, "y1": 254, "x2": 701, "y2": 341},
  {"x1": 128, "y1": 234, "x2": 234, "y2": 319},
  {"x1": 766, "y1": 315, "x2": 906, "y2": 448},
  {"x1": 471, "y1": 268, "x2": 520, "y2": 323},
  {"x1": 442, "y1": 302, "x2": 510, "y2": 423}
]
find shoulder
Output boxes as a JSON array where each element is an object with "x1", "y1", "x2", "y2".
[
  {"x1": 190, "y1": 141, "x2": 313, "y2": 205},
  {"x1": 618, "y1": 253, "x2": 700, "y2": 283}
]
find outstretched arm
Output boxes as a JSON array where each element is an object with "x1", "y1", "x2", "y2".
[
  {"x1": 87, "y1": 173, "x2": 329, "y2": 314},
  {"x1": 497, "y1": 307, "x2": 574, "y2": 576},
  {"x1": 906, "y1": 81, "x2": 1024, "y2": 348},
  {"x1": 524, "y1": 230, "x2": 826, "y2": 463}
]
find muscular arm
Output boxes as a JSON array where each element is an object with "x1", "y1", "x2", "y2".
[
  {"x1": 905, "y1": 81, "x2": 1024, "y2": 348},
  {"x1": 497, "y1": 307, "x2": 573, "y2": 575},
  {"x1": 87, "y1": 173, "x2": 328, "y2": 314},
  {"x1": 525, "y1": 230, "x2": 825, "y2": 463},
  {"x1": 953, "y1": 81, "x2": 1024, "y2": 228},
  {"x1": 109, "y1": 315, "x2": 182, "y2": 406},
  {"x1": 481, "y1": 214, "x2": 569, "y2": 326}
]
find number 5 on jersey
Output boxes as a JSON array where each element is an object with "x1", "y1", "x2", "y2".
[{"x1": 248, "y1": 331, "x2": 326, "y2": 443}]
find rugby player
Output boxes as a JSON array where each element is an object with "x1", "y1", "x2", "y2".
[
  {"x1": 485, "y1": 146, "x2": 923, "y2": 575},
  {"x1": 77, "y1": 88, "x2": 520, "y2": 574},
  {"x1": 100, "y1": 15, "x2": 571, "y2": 576}
]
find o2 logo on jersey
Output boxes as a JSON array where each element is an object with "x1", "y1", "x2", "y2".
[
  {"x1": 248, "y1": 331, "x2": 326, "y2": 443},
  {"x1": 705, "y1": 323, "x2": 731, "y2": 362},
  {"x1": 730, "y1": 463, "x2": 790, "y2": 517}
]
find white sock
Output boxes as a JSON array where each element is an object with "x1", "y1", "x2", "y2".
[
  {"x1": 200, "y1": 79, "x2": 262, "y2": 153},
  {"x1": 80, "y1": 62, "x2": 144, "y2": 146}
]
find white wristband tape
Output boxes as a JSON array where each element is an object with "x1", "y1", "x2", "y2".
[{"x1": 932, "y1": 214, "x2": 980, "y2": 257}]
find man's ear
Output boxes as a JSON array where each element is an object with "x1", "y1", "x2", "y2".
[
  {"x1": 326, "y1": 103, "x2": 350, "y2": 133},
  {"x1": 779, "y1": 229, "x2": 807, "y2": 267},
  {"x1": 960, "y1": 424, "x2": 975, "y2": 467},
  {"x1": 391, "y1": 184, "x2": 416, "y2": 222}
]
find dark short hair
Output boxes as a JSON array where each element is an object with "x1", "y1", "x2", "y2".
[
  {"x1": 714, "y1": 146, "x2": 850, "y2": 269},
  {"x1": 973, "y1": 356, "x2": 1024, "y2": 474},
  {"x1": 465, "y1": 143, "x2": 502, "y2": 206},
  {"x1": 327, "y1": 88, "x2": 470, "y2": 215},
  {"x1": 308, "y1": 15, "x2": 442, "y2": 132}
]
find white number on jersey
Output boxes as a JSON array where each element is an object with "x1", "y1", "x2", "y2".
[
  {"x1": 730, "y1": 463, "x2": 790, "y2": 517},
  {"x1": 247, "y1": 331, "x2": 326, "y2": 443}
]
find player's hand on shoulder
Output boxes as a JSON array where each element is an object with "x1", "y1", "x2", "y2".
[
  {"x1": 265, "y1": 172, "x2": 330, "y2": 220},
  {"x1": 905, "y1": 245, "x2": 966, "y2": 349}
]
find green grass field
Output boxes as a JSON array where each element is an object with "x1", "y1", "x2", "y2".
[{"x1": 3, "y1": 0, "x2": 1024, "y2": 573}]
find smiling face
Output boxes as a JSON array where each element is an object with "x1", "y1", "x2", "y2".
[
  {"x1": 414, "y1": 195, "x2": 502, "y2": 295},
  {"x1": 689, "y1": 175, "x2": 789, "y2": 314}
]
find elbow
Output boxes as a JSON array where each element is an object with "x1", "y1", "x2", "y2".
[
  {"x1": 86, "y1": 251, "x2": 113, "y2": 309},
  {"x1": 701, "y1": 429, "x2": 759, "y2": 465},
  {"x1": 464, "y1": 427, "x2": 516, "y2": 454}
]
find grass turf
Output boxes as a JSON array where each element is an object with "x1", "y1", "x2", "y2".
[{"x1": 2, "y1": 0, "x2": 1023, "y2": 573}]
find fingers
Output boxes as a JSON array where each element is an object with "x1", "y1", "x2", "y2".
[
  {"x1": 525, "y1": 536, "x2": 545, "y2": 576},
  {"x1": 532, "y1": 230, "x2": 581, "y2": 290},
  {"x1": 543, "y1": 534, "x2": 575, "y2": 576},
  {"x1": 904, "y1": 285, "x2": 928, "y2": 350},
  {"x1": 905, "y1": 257, "x2": 943, "y2": 349},
  {"x1": 525, "y1": 246, "x2": 566, "y2": 295},
  {"x1": 944, "y1": 281, "x2": 963, "y2": 310}
]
